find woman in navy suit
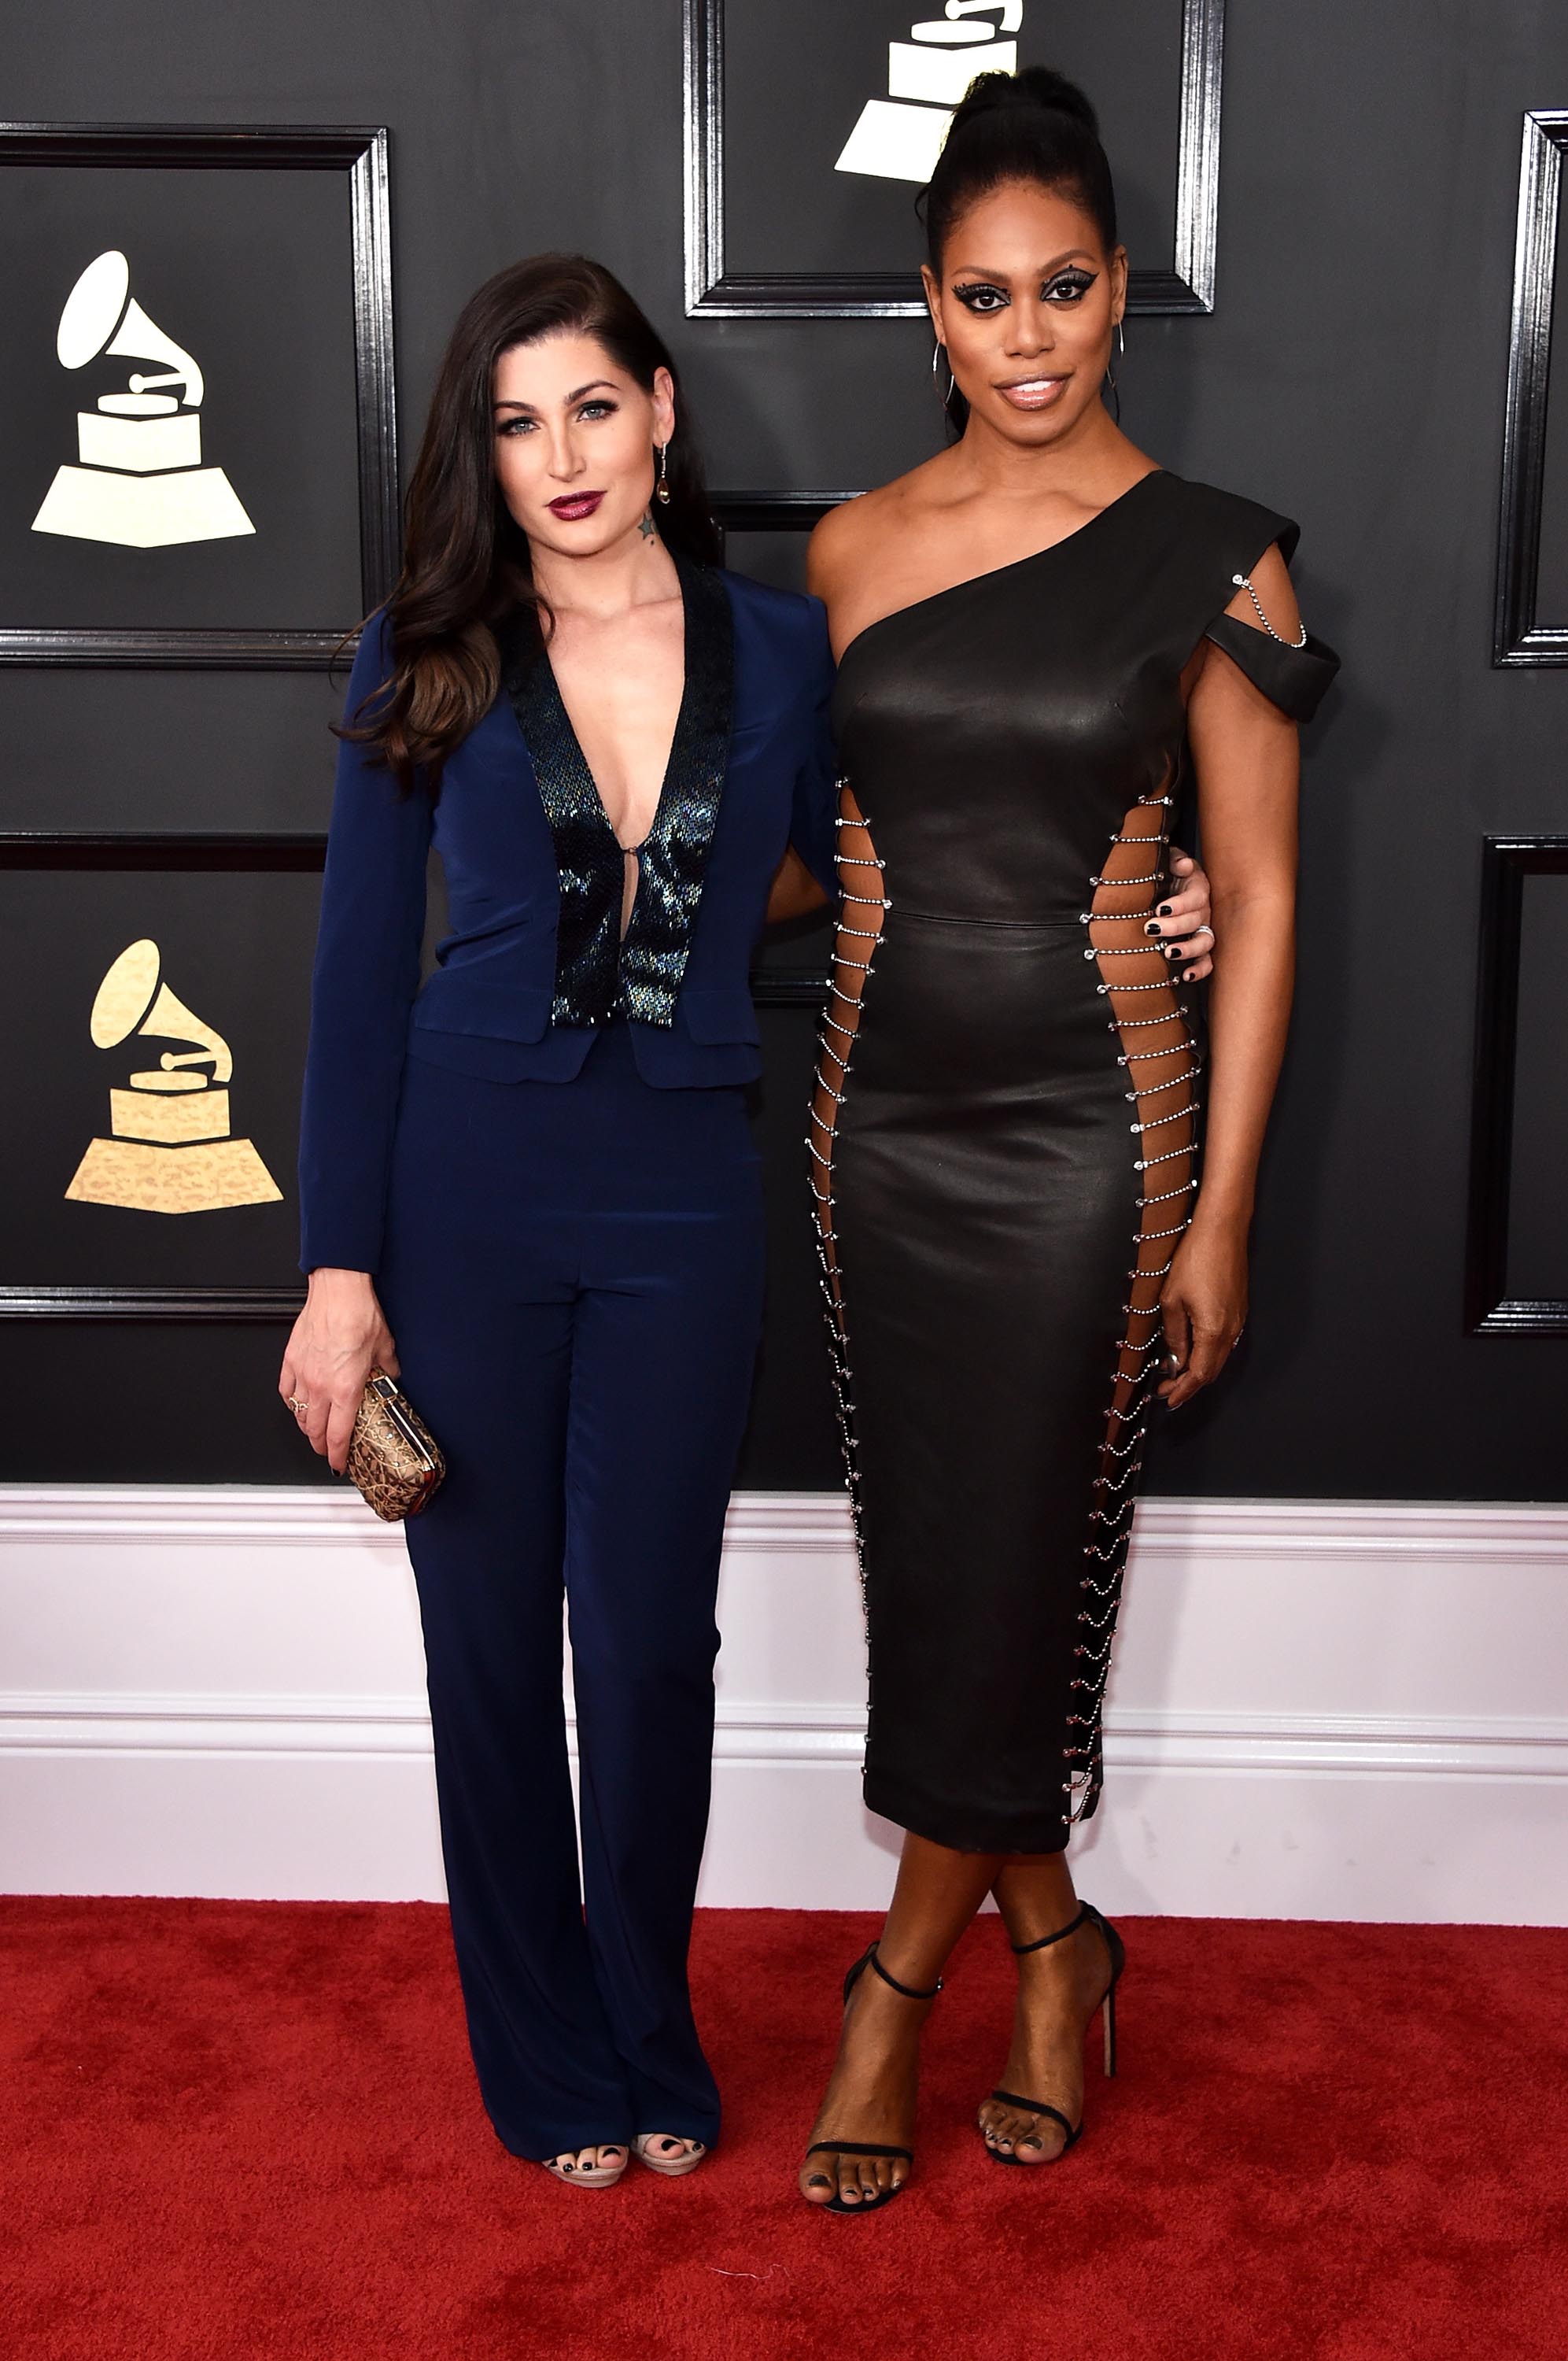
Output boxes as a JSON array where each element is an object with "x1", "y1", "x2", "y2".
[{"x1": 279, "y1": 255, "x2": 840, "y2": 2188}]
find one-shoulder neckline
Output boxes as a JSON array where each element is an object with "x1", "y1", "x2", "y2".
[{"x1": 835, "y1": 467, "x2": 1170, "y2": 670}]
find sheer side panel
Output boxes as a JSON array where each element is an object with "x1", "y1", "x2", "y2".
[
  {"x1": 807, "y1": 781, "x2": 888, "y2": 1608},
  {"x1": 1068, "y1": 763, "x2": 1201, "y2": 1820}
]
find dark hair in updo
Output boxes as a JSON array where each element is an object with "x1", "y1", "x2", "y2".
[{"x1": 918, "y1": 65, "x2": 1118, "y2": 275}]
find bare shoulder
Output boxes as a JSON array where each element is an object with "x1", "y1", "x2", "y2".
[
  {"x1": 807, "y1": 457, "x2": 957, "y2": 649},
  {"x1": 806, "y1": 459, "x2": 948, "y2": 597}
]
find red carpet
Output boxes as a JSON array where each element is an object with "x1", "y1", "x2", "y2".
[{"x1": 4, "y1": 1901, "x2": 1566, "y2": 2361}]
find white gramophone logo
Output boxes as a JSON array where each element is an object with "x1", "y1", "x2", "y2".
[
  {"x1": 31, "y1": 249, "x2": 255, "y2": 549},
  {"x1": 65, "y1": 939, "x2": 281, "y2": 1214},
  {"x1": 837, "y1": 1, "x2": 1022, "y2": 183}
]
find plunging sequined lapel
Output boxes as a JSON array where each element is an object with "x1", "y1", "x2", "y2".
[
  {"x1": 498, "y1": 554, "x2": 734, "y2": 1030},
  {"x1": 619, "y1": 555, "x2": 734, "y2": 1025},
  {"x1": 499, "y1": 611, "x2": 625, "y2": 1027}
]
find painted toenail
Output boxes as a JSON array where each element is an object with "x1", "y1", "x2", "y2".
[{"x1": 808, "y1": 2174, "x2": 830, "y2": 2187}]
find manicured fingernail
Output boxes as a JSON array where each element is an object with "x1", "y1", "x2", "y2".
[
  {"x1": 1144, "y1": 920, "x2": 1162, "y2": 936},
  {"x1": 1183, "y1": 968, "x2": 1196, "y2": 981},
  {"x1": 1157, "y1": 902, "x2": 1172, "y2": 915}
]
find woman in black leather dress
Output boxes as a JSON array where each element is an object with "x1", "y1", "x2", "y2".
[{"x1": 798, "y1": 69, "x2": 1338, "y2": 2211}]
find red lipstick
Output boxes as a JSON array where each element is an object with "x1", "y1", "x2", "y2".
[{"x1": 548, "y1": 490, "x2": 606, "y2": 521}]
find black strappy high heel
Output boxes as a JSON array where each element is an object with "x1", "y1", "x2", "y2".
[
  {"x1": 984, "y1": 1900, "x2": 1125, "y2": 2165},
  {"x1": 804, "y1": 1942, "x2": 942, "y2": 2215}
]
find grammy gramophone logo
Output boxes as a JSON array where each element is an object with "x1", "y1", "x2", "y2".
[
  {"x1": 65, "y1": 940, "x2": 282, "y2": 1215},
  {"x1": 836, "y1": 0, "x2": 1022, "y2": 183},
  {"x1": 31, "y1": 249, "x2": 255, "y2": 549}
]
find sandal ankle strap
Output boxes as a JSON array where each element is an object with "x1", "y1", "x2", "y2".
[
  {"x1": 868, "y1": 1942, "x2": 943, "y2": 2000},
  {"x1": 1009, "y1": 1901, "x2": 1092, "y2": 1957}
]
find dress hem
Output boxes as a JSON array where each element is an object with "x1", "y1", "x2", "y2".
[{"x1": 862, "y1": 1768, "x2": 1071, "y2": 1859}]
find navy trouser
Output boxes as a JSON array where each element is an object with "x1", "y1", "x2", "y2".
[{"x1": 376, "y1": 1022, "x2": 765, "y2": 2160}]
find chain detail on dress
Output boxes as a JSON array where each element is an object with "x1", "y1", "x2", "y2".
[
  {"x1": 1066, "y1": 769, "x2": 1201, "y2": 1823},
  {"x1": 1231, "y1": 570, "x2": 1308, "y2": 648},
  {"x1": 807, "y1": 782, "x2": 886, "y2": 1624}
]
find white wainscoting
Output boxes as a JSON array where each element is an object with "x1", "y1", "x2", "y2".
[{"x1": 1, "y1": 1488, "x2": 1564, "y2": 1924}]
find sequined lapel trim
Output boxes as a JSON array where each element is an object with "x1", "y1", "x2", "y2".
[
  {"x1": 620, "y1": 556, "x2": 733, "y2": 1026},
  {"x1": 499, "y1": 613, "x2": 624, "y2": 1028},
  {"x1": 498, "y1": 556, "x2": 735, "y2": 1030}
]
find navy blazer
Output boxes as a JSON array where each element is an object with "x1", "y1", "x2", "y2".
[{"x1": 297, "y1": 560, "x2": 839, "y2": 1277}]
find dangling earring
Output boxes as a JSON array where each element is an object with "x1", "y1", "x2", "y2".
[
  {"x1": 655, "y1": 440, "x2": 671, "y2": 504},
  {"x1": 1105, "y1": 319, "x2": 1124, "y2": 390},
  {"x1": 931, "y1": 340, "x2": 957, "y2": 413}
]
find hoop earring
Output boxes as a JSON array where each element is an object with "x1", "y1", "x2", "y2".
[
  {"x1": 1104, "y1": 319, "x2": 1126, "y2": 389},
  {"x1": 655, "y1": 441, "x2": 671, "y2": 504},
  {"x1": 931, "y1": 340, "x2": 957, "y2": 412}
]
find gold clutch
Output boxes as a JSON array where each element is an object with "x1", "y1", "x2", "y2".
[{"x1": 345, "y1": 1368, "x2": 446, "y2": 1521}]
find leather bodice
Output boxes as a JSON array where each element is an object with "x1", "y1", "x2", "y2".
[{"x1": 831, "y1": 468, "x2": 1337, "y2": 928}]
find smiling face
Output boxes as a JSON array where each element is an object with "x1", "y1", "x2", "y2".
[
  {"x1": 922, "y1": 179, "x2": 1127, "y2": 448},
  {"x1": 491, "y1": 330, "x2": 675, "y2": 563}
]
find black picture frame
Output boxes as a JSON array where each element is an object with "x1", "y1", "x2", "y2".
[
  {"x1": 1495, "y1": 112, "x2": 1568, "y2": 667},
  {"x1": 684, "y1": 0, "x2": 1224, "y2": 319},
  {"x1": 1465, "y1": 835, "x2": 1568, "y2": 1332},
  {"x1": 0, "y1": 124, "x2": 397, "y2": 671},
  {"x1": 0, "y1": 830, "x2": 325, "y2": 1320}
]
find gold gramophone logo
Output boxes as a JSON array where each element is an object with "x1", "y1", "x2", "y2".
[
  {"x1": 65, "y1": 939, "x2": 282, "y2": 1214},
  {"x1": 31, "y1": 249, "x2": 255, "y2": 549},
  {"x1": 836, "y1": 1, "x2": 1023, "y2": 183}
]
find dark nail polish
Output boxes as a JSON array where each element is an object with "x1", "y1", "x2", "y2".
[
  {"x1": 1183, "y1": 967, "x2": 1196, "y2": 981},
  {"x1": 1145, "y1": 920, "x2": 1163, "y2": 936},
  {"x1": 808, "y1": 2174, "x2": 830, "y2": 2187},
  {"x1": 1157, "y1": 902, "x2": 1172, "y2": 915}
]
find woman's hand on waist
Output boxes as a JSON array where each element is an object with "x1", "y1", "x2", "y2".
[{"x1": 279, "y1": 1269, "x2": 400, "y2": 1475}]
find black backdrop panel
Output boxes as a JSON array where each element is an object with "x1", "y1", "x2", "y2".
[
  {"x1": 1506, "y1": 870, "x2": 1568, "y2": 1306},
  {"x1": 0, "y1": 853, "x2": 316, "y2": 1310},
  {"x1": 1, "y1": 0, "x2": 1566, "y2": 1498},
  {"x1": 721, "y1": 2, "x2": 1179, "y2": 286},
  {"x1": 1537, "y1": 187, "x2": 1568, "y2": 626},
  {"x1": 0, "y1": 166, "x2": 360, "y2": 633}
]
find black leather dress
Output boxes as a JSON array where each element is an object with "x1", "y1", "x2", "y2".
[{"x1": 810, "y1": 467, "x2": 1338, "y2": 1854}]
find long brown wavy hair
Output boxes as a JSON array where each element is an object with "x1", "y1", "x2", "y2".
[{"x1": 341, "y1": 253, "x2": 721, "y2": 793}]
